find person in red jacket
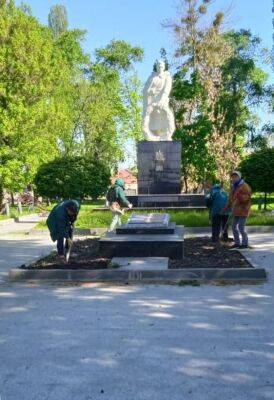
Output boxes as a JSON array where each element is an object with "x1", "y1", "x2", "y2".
[{"x1": 226, "y1": 171, "x2": 252, "y2": 249}]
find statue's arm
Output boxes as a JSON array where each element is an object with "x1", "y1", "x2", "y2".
[
  {"x1": 161, "y1": 73, "x2": 172, "y2": 103},
  {"x1": 143, "y1": 75, "x2": 154, "y2": 109}
]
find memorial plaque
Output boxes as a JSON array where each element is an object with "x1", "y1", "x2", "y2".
[
  {"x1": 137, "y1": 141, "x2": 182, "y2": 194},
  {"x1": 116, "y1": 213, "x2": 175, "y2": 234},
  {"x1": 127, "y1": 213, "x2": 170, "y2": 227}
]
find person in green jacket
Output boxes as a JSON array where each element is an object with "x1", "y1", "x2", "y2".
[
  {"x1": 46, "y1": 200, "x2": 80, "y2": 260},
  {"x1": 106, "y1": 179, "x2": 132, "y2": 231}
]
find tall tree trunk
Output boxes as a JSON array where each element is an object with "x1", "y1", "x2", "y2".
[{"x1": 11, "y1": 191, "x2": 14, "y2": 206}]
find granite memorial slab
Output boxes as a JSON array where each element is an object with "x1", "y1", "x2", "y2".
[
  {"x1": 116, "y1": 213, "x2": 176, "y2": 234},
  {"x1": 137, "y1": 141, "x2": 182, "y2": 194}
]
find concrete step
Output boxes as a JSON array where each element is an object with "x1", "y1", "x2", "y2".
[
  {"x1": 111, "y1": 257, "x2": 169, "y2": 270},
  {"x1": 9, "y1": 267, "x2": 267, "y2": 284}
]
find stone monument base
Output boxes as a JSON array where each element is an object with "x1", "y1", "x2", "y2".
[
  {"x1": 99, "y1": 213, "x2": 184, "y2": 259},
  {"x1": 137, "y1": 141, "x2": 182, "y2": 195},
  {"x1": 126, "y1": 194, "x2": 206, "y2": 208}
]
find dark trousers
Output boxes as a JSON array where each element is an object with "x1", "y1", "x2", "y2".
[
  {"x1": 212, "y1": 214, "x2": 229, "y2": 242},
  {"x1": 56, "y1": 226, "x2": 73, "y2": 256}
]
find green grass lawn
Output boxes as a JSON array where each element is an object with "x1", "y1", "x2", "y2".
[
  {"x1": 0, "y1": 206, "x2": 43, "y2": 220},
  {"x1": 36, "y1": 207, "x2": 274, "y2": 229}
]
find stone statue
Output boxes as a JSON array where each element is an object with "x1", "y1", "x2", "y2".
[{"x1": 142, "y1": 60, "x2": 175, "y2": 141}]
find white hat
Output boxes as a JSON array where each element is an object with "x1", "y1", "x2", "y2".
[{"x1": 231, "y1": 171, "x2": 242, "y2": 179}]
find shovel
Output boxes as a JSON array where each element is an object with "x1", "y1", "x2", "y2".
[{"x1": 64, "y1": 227, "x2": 74, "y2": 263}]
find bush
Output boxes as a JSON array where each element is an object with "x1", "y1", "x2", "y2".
[
  {"x1": 34, "y1": 156, "x2": 110, "y2": 200},
  {"x1": 240, "y1": 148, "x2": 274, "y2": 209}
]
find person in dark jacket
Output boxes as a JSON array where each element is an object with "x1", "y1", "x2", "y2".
[
  {"x1": 205, "y1": 184, "x2": 229, "y2": 243},
  {"x1": 106, "y1": 179, "x2": 132, "y2": 231},
  {"x1": 46, "y1": 200, "x2": 80, "y2": 259}
]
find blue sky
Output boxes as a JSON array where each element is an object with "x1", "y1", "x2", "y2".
[{"x1": 16, "y1": 0, "x2": 273, "y2": 83}]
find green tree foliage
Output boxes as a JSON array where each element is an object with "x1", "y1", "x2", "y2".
[
  {"x1": 167, "y1": 0, "x2": 233, "y2": 189},
  {"x1": 219, "y1": 30, "x2": 270, "y2": 146},
  {"x1": 0, "y1": 1, "x2": 143, "y2": 199},
  {"x1": 68, "y1": 40, "x2": 144, "y2": 170},
  {"x1": 48, "y1": 4, "x2": 68, "y2": 37},
  {"x1": 95, "y1": 40, "x2": 143, "y2": 71},
  {"x1": 240, "y1": 148, "x2": 274, "y2": 209},
  {"x1": 249, "y1": 123, "x2": 274, "y2": 151},
  {"x1": 34, "y1": 156, "x2": 111, "y2": 200},
  {"x1": 0, "y1": 2, "x2": 62, "y2": 192},
  {"x1": 0, "y1": 1, "x2": 88, "y2": 195}
]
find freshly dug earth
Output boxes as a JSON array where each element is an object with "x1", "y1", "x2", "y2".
[
  {"x1": 21, "y1": 238, "x2": 110, "y2": 270},
  {"x1": 21, "y1": 237, "x2": 251, "y2": 270},
  {"x1": 170, "y1": 237, "x2": 251, "y2": 269}
]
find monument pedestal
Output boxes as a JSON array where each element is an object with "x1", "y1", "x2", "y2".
[
  {"x1": 99, "y1": 213, "x2": 184, "y2": 259},
  {"x1": 137, "y1": 141, "x2": 182, "y2": 195}
]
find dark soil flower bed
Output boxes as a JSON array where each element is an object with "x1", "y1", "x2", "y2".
[
  {"x1": 20, "y1": 237, "x2": 251, "y2": 270},
  {"x1": 20, "y1": 239, "x2": 111, "y2": 270},
  {"x1": 169, "y1": 237, "x2": 251, "y2": 269}
]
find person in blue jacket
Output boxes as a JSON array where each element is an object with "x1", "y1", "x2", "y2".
[
  {"x1": 46, "y1": 200, "x2": 80, "y2": 259},
  {"x1": 205, "y1": 184, "x2": 229, "y2": 243}
]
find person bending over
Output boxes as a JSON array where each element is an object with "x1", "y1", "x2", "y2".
[{"x1": 46, "y1": 200, "x2": 80, "y2": 260}]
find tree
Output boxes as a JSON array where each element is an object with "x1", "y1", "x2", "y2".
[
  {"x1": 0, "y1": 1, "x2": 143, "y2": 200},
  {"x1": 0, "y1": 1, "x2": 89, "y2": 197},
  {"x1": 95, "y1": 40, "x2": 143, "y2": 71},
  {"x1": 34, "y1": 156, "x2": 111, "y2": 200},
  {"x1": 68, "y1": 40, "x2": 144, "y2": 170},
  {"x1": 0, "y1": 2, "x2": 62, "y2": 194},
  {"x1": 218, "y1": 30, "x2": 270, "y2": 147},
  {"x1": 240, "y1": 148, "x2": 274, "y2": 209},
  {"x1": 165, "y1": 1, "x2": 270, "y2": 189},
  {"x1": 249, "y1": 123, "x2": 274, "y2": 151},
  {"x1": 48, "y1": 4, "x2": 68, "y2": 37},
  {"x1": 166, "y1": 0, "x2": 233, "y2": 189}
]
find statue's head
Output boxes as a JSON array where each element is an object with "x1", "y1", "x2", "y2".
[{"x1": 155, "y1": 59, "x2": 165, "y2": 74}]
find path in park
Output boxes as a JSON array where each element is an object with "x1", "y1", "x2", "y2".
[
  {"x1": 0, "y1": 221, "x2": 54, "y2": 282},
  {"x1": 0, "y1": 232, "x2": 273, "y2": 400}
]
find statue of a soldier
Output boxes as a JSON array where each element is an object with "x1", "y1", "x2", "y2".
[{"x1": 142, "y1": 60, "x2": 175, "y2": 141}]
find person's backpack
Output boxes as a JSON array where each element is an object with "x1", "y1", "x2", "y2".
[
  {"x1": 106, "y1": 186, "x2": 117, "y2": 203},
  {"x1": 205, "y1": 194, "x2": 213, "y2": 209},
  {"x1": 217, "y1": 189, "x2": 228, "y2": 208}
]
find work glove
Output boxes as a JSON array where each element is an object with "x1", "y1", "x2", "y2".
[{"x1": 128, "y1": 203, "x2": 133, "y2": 209}]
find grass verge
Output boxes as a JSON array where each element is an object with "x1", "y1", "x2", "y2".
[{"x1": 36, "y1": 208, "x2": 274, "y2": 229}]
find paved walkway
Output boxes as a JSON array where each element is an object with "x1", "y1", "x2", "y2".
[
  {"x1": 0, "y1": 233, "x2": 273, "y2": 400},
  {"x1": 0, "y1": 221, "x2": 54, "y2": 282}
]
